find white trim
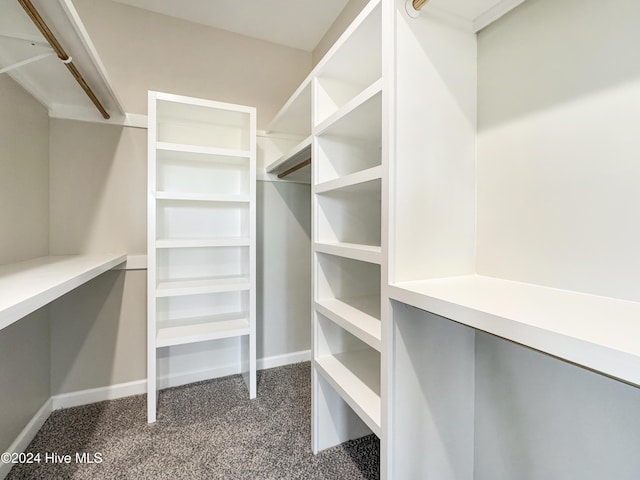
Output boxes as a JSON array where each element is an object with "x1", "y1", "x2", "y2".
[
  {"x1": 58, "y1": 0, "x2": 126, "y2": 116},
  {"x1": 473, "y1": 0, "x2": 526, "y2": 32},
  {"x1": 124, "y1": 113, "x2": 148, "y2": 129},
  {"x1": 48, "y1": 349, "x2": 311, "y2": 411},
  {"x1": 113, "y1": 255, "x2": 148, "y2": 271},
  {"x1": 257, "y1": 349, "x2": 311, "y2": 370},
  {"x1": 0, "y1": 399, "x2": 52, "y2": 479},
  {"x1": 51, "y1": 380, "x2": 146, "y2": 410}
]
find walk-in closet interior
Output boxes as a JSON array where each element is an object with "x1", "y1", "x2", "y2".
[{"x1": 1, "y1": 0, "x2": 640, "y2": 478}]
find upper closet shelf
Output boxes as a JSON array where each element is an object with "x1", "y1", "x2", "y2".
[
  {"x1": 388, "y1": 275, "x2": 640, "y2": 386},
  {"x1": 409, "y1": 0, "x2": 526, "y2": 32},
  {"x1": 0, "y1": 254, "x2": 127, "y2": 331},
  {"x1": 265, "y1": 136, "x2": 312, "y2": 183},
  {"x1": 0, "y1": 0, "x2": 126, "y2": 123}
]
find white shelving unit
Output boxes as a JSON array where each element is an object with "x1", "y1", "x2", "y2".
[
  {"x1": 0, "y1": 254, "x2": 126, "y2": 331},
  {"x1": 147, "y1": 91, "x2": 256, "y2": 423},
  {"x1": 386, "y1": 0, "x2": 640, "y2": 478},
  {"x1": 310, "y1": 0, "x2": 384, "y2": 455}
]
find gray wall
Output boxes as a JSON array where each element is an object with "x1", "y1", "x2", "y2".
[
  {"x1": 474, "y1": 0, "x2": 640, "y2": 477},
  {"x1": 0, "y1": 75, "x2": 51, "y2": 452}
]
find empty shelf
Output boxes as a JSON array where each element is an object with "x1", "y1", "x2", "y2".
[
  {"x1": 156, "y1": 276, "x2": 250, "y2": 297},
  {"x1": 314, "y1": 242, "x2": 381, "y2": 264},
  {"x1": 389, "y1": 274, "x2": 640, "y2": 386},
  {"x1": 0, "y1": 254, "x2": 127, "y2": 331},
  {"x1": 155, "y1": 192, "x2": 250, "y2": 203},
  {"x1": 315, "y1": 166, "x2": 382, "y2": 194},
  {"x1": 156, "y1": 237, "x2": 250, "y2": 248},
  {"x1": 156, "y1": 141, "x2": 250, "y2": 158},
  {"x1": 315, "y1": 349, "x2": 381, "y2": 436},
  {"x1": 156, "y1": 314, "x2": 250, "y2": 348},
  {"x1": 315, "y1": 296, "x2": 381, "y2": 350}
]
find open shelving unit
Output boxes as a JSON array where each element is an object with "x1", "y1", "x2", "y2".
[
  {"x1": 147, "y1": 91, "x2": 256, "y2": 423},
  {"x1": 307, "y1": 0, "x2": 384, "y2": 455}
]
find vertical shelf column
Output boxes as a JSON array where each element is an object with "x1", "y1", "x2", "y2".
[
  {"x1": 310, "y1": 0, "x2": 384, "y2": 454},
  {"x1": 147, "y1": 91, "x2": 256, "y2": 423}
]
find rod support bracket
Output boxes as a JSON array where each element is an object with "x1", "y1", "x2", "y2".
[{"x1": 405, "y1": 0, "x2": 421, "y2": 18}]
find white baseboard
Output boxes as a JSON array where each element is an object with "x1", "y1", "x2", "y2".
[
  {"x1": 0, "y1": 399, "x2": 52, "y2": 480},
  {"x1": 50, "y1": 349, "x2": 311, "y2": 411},
  {"x1": 51, "y1": 379, "x2": 147, "y2": 410},
  {"x1": 258, "y1": 349, "x2": 311, "y2": 370}
]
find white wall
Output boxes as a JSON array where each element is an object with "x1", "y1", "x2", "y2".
[
  {"x1": 72, "y1": 0, "x2": 312, "y2": 130},
  {"x1": 0, "y1": 75, "x2": 50, "y2": 451},
  {"x1": 474, "y1": 0, "x2": 640, "y2": 477},
  {"x1": 476, "y1": 0, "x2": 640, "y2": 301}
]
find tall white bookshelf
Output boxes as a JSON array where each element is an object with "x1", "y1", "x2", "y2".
[{"x1": 147, "y1": 91, "x2": 256, "y2": 423}]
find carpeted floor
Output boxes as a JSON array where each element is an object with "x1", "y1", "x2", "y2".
[{"x1": 7, "y1": 362, "x2": 379, "y2": 479}]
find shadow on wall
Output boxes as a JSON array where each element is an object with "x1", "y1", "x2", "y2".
[{"x1": 256, "y1": 180, "x2": 312, "y2": 360}]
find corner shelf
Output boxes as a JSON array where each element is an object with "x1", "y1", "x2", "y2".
[
  {"x1": 388, "y1": 275, "x2": 640, "y2": 386},
  {"x1": 0, "y1": 254, "x2": 127, "y2": 331}
]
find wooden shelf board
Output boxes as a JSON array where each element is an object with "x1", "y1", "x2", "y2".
[
  {"x1": 156, "y1": 276, "x2": 250, "y2": 297},
  {"x1": 0, "y1": 254, "x2": 127, "y2": 331},
  {"x1": 155, "y1": 192, "x2": 250, "y2": 203},
  {"x1": 156, "y1": 141, "x2": 250, "y2": 158},
  {"x1": 389, "y1": 274, "x2": 640, "y2": 386},
  {"x1": 156, "y1": 314, "x2": 250, "y2": 348},
  {"x1": 315, "y1": 349, "x2": 381, "y2": 436},
  {"x1": 156, "y1": 237, "x2": 250, "y2": 249},
  {"x1": 315, "y1": 296, "x2": 381, "y2": 351},
  {"x1": 314, "y1": 242, "x2": 382, "y2": 264},
  {"x1": 315, "y1": 166, "x2": 382, "y2": 194}
]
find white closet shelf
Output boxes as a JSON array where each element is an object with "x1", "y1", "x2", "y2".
[
  {"x1": 314, "y1": 79, "x2": 382, "y2": 138},
  {"x1": 156, "y1": 141, "x2": 250, "y2": 159},
  {"x1": 156, "y1": 237, "x2": 250, "y2": 248},
  {"x1": 315, "y1": 242, "x2": 382, "y2": 264},
  {"x1": 315, "y1": 349, "x2": 381, "y2": 437},
  {"x1": 315, "y1": 166, "x2": 382, "y2": 194},
  {"x1": 265, "y1": 136, "x2": 312, "y2": 176},
  {"x1": 155, "y1": 192, "x2": 250, "y2": 203},
  {"x1": 315, "y1": 297, "x2": 381, "y2": 351},
  {"x1": 156, "y1": 276, "x2": 250, "y2": 298},
  {"x1": 156, "y1": 313, "x2": 250, "y2": 348},
  {"x1": 389, "y1": 274, "x2": 640, "y2": 386},
  {"x1": 266, "y1": 81, "x2": 312, "y2": 136},
  {"x1": 0, "y1": 254, "x2": 127, "y2": 331}
]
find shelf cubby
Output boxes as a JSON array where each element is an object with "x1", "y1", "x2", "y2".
[
  {"x1": 315, "y1": 253, "x2": 381, "y2": 325},
  {"x1": 315, "y1": 313, "x2": 381, "y2": 436},
  {"x1": 315, "y1": 179, "x2": 381, "y2": 248},
  {"x1": 156, "y1": 291, "x2": 250, "y2": 348},
  {"x1": 156, "y1": 199, "x2": 249, "y2": 240},
  {"x1": 156, "y1": 148, "x2": 250, "y2": 197},
  {"x1": 314, "y1": 1, "x2": 382, "y2": 126},
  {"x1": 156, "y1": 246, "x2": 248, "y2": 281},
  {"x1": 156, "y1": 95, "x2": 251, "y2": 150}
]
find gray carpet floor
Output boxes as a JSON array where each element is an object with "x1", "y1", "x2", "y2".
[{"x1": 7, "y1": 362, "x2": 379, "y2": 479}]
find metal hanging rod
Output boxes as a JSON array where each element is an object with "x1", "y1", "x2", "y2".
[
  {"x1": 277, "y1": 158, "x2": 311, "y2": 179},
  {"x1": 413, "y1": 0, "x2": 430, "y2": 9},
  {"x1": 17, "y1": 0, "x2": 110, "y2": 119}
]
